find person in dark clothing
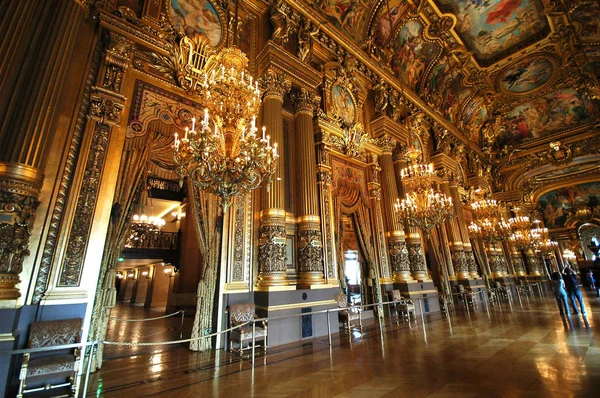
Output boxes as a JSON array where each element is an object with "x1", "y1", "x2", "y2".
[
  {"x1": 551, "y1": 271, "x2": 570, "y2": 316},
  {"x1": 563, "y1": 265, "x2": 586, "y2": 316}
]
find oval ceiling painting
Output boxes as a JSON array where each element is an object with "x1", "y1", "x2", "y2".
[
  {"x1": 499, "y1": 56, "x2": 554, "y2": 94},
  {"x1": 331, "y1": 84, "x2": 356, "y2": 126},
  {"x1": 169, "y1": 0, "x2": 223, "y2": 47}
]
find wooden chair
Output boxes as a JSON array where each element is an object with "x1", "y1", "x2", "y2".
[
  {"x1": 390, "y1": 290, "x2": 416, "y2": 320},
  {"x1": 229, "y1": 303, "x2": 267, "y2": 357},
  {"x1": 334, "y1": 293, "x2": 362, "y2": 333},
  {"x1": 17, "y1": 318, "x2": 83, "y2": 398}
]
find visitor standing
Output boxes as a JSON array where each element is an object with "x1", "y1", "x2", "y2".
[
  {"x1": 551, "y1": 272, "x2": 570, "y2": 316},
  {"x1": 586, "y1": 269, "x2": 596, "y2": 293},
  {"x1": 563, "y1": 266, "x2": 586, "y2": 316}
]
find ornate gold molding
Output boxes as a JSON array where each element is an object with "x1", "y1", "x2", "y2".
[{"x1": 0, "y1": 162, "x2": 43, "y2": 299}]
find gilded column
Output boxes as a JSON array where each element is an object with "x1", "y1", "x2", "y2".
[
  {"x1": 291, "y1": 88, "x2": 325, "y2": 286},
  {"x1": 315, "y1": 134, "x2": 336, "y2": 282},
  {"x1": 257, "y1": 71, "x2": 291, "y2": 287},
  {"x1": 378, "y1": 142, "x2": 411, "y2": 282},
  {"x1": 0, "y1": 0, "x2": 85, "y2": 299},
  {"x1": 440, "y1": 177, "x2": 467, "y2": 280},
  {"x1": 393, "y1": 154, "x2": 428, "y2": 281},
  {"x1": 449, "y1": 182, "x2": 480, "y2": 278}
]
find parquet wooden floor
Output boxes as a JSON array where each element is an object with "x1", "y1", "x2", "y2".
[{"x1": 90, "y1": 290, "x2": 600, "y2": 397}]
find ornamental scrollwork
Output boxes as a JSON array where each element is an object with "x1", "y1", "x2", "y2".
[
  {"x1": 389, "y1": 239, "x2": 410, "y2": 273},
  {"x1": 297, "y1": 229, "x2": 323, "y2": 272},
  {"x1": 0, "y1": 181, "x2": 40, "y2": 295},
  {"x1": 259, "y1": 69, "x2": 292, "y2": 101},
  {"x1": 258, "y1": 225, "x2": 287, "y2": 272}
]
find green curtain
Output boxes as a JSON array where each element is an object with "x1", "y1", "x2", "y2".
[
  {"x1": 88, "y1": 141, "x2": 150, "y2": 370},
  {"x1": 187, "y1": 181, "x2": 222, "y2": 351}
]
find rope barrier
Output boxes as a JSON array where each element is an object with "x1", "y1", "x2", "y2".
[
  {"x1": 110, "y1": 310, "x2": 183, "y2": 322},
  {"x1": 102, "y1": 320, "x2": 251, "y2": 347}
]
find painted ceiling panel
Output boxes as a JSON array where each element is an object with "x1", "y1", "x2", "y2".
[
  {"x1": 495, "y1": 88, "x2": 595, "y2": 147},
  {"x1": 436, "y1": 0, "x2": 549, "y2": 64}
]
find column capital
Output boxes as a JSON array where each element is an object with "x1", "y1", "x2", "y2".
[
  {"x1": 259, "y1": 69, "x2": 291, "y2": 102},
  {"x1": 373, "y1": 135, "x2": 397, "y2": 154},
  {"x1": 290, "y1": 88, "x2": 320, "y2": 115}
]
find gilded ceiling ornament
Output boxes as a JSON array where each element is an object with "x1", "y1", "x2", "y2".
[
  {"x1": 545, "y1": 141, "x2": 574, "y2": 166},
  {"x1": 333, "y1": 123, "x2": 369, "y2": 159},
  {"x1": 151, "y1": 33, "x2": 217, "y2": 93}
]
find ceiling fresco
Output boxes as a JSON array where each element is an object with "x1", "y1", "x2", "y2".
[
  {"x1": 168, "y1": 0, "x2": 223, "y2": 46},
  {"x1": 495, "y1": 88, "x2": 595, "y2": 147},
  {"x1": 538, "y1": 181, "x2": 600, "y2": 229},
  {"x1": 313, "y1": 0, "x2": 376, "y2": 42},
  {"x1": 304, "y1": 0, "x2": 600, "y2": 155},
  {"x1": 391, "y1": 20, "x2": 440, "y2": 90},
  {"x1": 436, "y1": 0, "x2": 549, "y2": 63}
]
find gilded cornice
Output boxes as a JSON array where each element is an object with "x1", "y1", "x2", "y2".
[
  {"x1": 257, "y1": 41, "x2": 321, "y2": 90},
  {"x1": 275, "y1": 0, "x2": 483, "y2": 157},
  {"x1": 99, "y1": 10, "x2": 169, "y2": 55}
]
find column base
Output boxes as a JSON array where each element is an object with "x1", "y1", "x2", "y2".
[
  {"x1": 393, "y1": 271, "x2": 413, "y2": 282},
  {"x1": 411, "y1": 271, "x2": 429, "y2": 281},
  {"x1": 297, "y1": 271, "x2": 326, "y2": 288},
  {"x1": 0, "y1": 273, "x2": 21, "y2": 300},
  {"x1": 257, "y1": 271, "x2": 289, "y2": 288},
  {"x1": 456, "y1": 271, "x2": 471, "y2": 280}
]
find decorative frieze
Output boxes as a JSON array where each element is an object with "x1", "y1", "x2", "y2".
[
  {"x1": 257, "y1": 218, "x2": 287, "y2": 287},
  {"x1": 57, "y1": 123, "x2": 111, "y2": 286},
  {"x1": 407, "y1": 242, "x2": 427, "y2": 279}
]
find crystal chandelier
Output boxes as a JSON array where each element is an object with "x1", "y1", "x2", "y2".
[
  {"x1": 508, "y1": 216, "x2": 548, "y2": 250},
  {"x1": 467, "y1": 198, "x2": 511, "y2": 244},
  {"x1": 394, "y1": 162, "x2": 454, "y2": 235},
  {"x1": 563, "y1": 249, "x2": 577, "y2": 261},
  {"x1": 530, "y1": 226, "x2": 558, "y2": 254},
  {"x1": 173, "y1": 46, "x2": 278, "y2": 211},
  {"x1": 127, "y1": 203, "x2": 166, "y2": 247}
]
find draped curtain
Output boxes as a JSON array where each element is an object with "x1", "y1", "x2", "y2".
[
  {"x1": 89, "y1": 139, "x2": 150, "y2": 370},
  {"x1": 187, "y1": 180, "x2": 222, "y2": 351},
  {"x1": 332, "y1": 182, "x2": 377, "y2": 294}
]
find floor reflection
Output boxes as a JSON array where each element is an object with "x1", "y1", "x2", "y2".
[{"x1": 91, "y1": 291, "x2": 600, "y2": 397}]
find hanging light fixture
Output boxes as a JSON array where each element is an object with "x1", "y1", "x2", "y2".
[
  {"x1": 127, "y1": 185, "x2": 166, "y2": 247},
  {"x1": 467, "y1": 198, "x2": 511, "y2": 244},
  {"x1": 172, "y1": 1, "x2": 278, "y2": 211},
  {"x1": 394, "y1": 160, "x2": 453, "y2": 235}
]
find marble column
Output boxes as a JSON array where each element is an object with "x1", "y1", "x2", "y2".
[
  {"x1": 257, "y1": 71, "x2": 291, "y2": 288},
  {"x1": 393, "y1": 156, "x2": 428, "y2": 281},
  {"x1": 291, "y1": 88, "x2": 325, "y2": 287},
  {"x1": 0, "y1": 0, "x2": 85, "y2": 299},
  {"x1": 379, "y1": 148, "x2": 411, "y2": 282},
  {"x1": 449, "y1": 182, "x2": 480, "y2": 278}
]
